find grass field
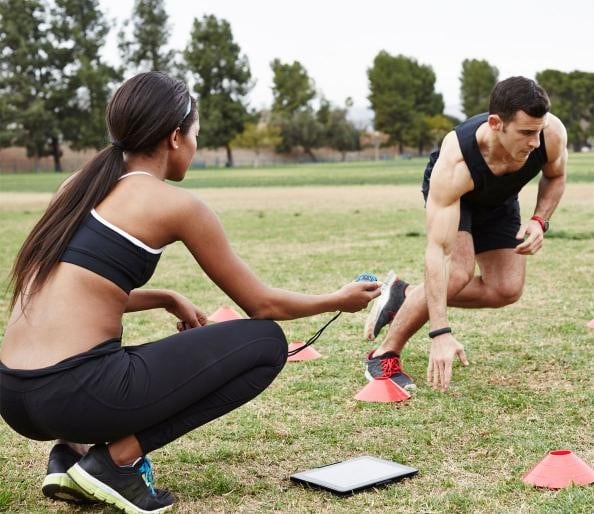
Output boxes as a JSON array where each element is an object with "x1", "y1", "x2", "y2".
[{"x1": 0, "y1": 158, "x2": 593, "y2": 513}]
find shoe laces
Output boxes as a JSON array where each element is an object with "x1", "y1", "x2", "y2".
[
  {"x1": 380, "y1": 355, "x2": 402, "y2": 377},
  {"x1": 138, "y1": 457, "x2": 156, "y2": 496}
]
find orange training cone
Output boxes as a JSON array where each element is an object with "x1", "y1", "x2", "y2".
[
  {"x1": 522, "y1": 450, "x2": 594, "y2": 489},
  {"x1": 208, "y1": 305, "x2": 243, "y2": 323},
  {"x1": 587, "y1": 318, "x2": 594, "y2": 329},
  {"x1": 287, "y1": 342, "x2": 322, "y2": 362},
  {"x1": 354, "y1": 377, "x2": 411, "y2": 403}
]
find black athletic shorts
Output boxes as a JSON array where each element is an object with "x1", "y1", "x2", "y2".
[{"x1": 422, "y1": 153, "x2": 522, "y2": 254}]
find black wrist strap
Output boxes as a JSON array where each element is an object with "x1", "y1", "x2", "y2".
[
  {"x1": 429, "y1": 326, "x2": 452, "y2": 338},
  {"x1": 287, "y1": 311, "x2": 342, "y2": 356}
]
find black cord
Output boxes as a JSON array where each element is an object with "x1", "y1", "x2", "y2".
[{"x1": 287, "y1": 311, "x2": 342, "y2": 356}]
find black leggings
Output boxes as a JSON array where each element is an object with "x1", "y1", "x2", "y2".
[{"x1": 0, "y1": 319, "x2": 287, "y2": 454}]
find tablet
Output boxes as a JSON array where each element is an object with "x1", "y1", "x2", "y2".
[{"x1": 290, "y1": 456, "x2": 418, "y2": 495}]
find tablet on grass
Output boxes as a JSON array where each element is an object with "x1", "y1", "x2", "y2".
[{"x1": 290, "y1": 455, "x2": 418, "y2": 496}]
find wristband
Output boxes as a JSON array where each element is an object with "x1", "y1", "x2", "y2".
[
  {"x1": 429, "y1": 327, "x2": 452, "y2": 338},
  {"x1": 530, "y1": 215, "x2": 549, "y2": 233}
]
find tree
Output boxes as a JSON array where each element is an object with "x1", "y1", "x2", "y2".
[
  {"x1": 185, "y1": 14, "x2": 252, "y2": 167},
  {"x1": 368, "y1": 52, "x2": 443, "y2": 154},
  {"x1": 0, "y1": 0, "x2": 118, "y2": 171},
  {"x1": 270, "y1": 59, "x2": 316, "y2": 116},
  {"x1": 536, "y1": 69, "x2": 594, "y2": 151},
  {"x1": 230, "y1": 117, "x2": 281, "y2": 167},
  {"x1": 0, "y1": 0, "x2": 60, "y2": 169},
  {"x1": 270, "y1": 59, "x2": 317, "y2": 154},
  {"x1": 460, "y1": 59, "x2": 499, "y2": 118},
  {"x1": 52, "y1": 0, "x2": 120, "y2": 153},
  {"x1": 118, "y1": 0, "x2": 176, "y2": 74},
  {"x1": 323, "y1": 105, "x2": 360, "y2": 160},
  {"x1": 425, "y1": 114, "x2": 455, "y2": 149}
]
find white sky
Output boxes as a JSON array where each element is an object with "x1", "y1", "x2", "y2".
[{"x1": 100, "y1": 0, "x2": 593, "y2": 123}]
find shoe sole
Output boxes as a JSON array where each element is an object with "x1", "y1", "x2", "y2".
[
  {"x1": 364, "y1": 272, "x2": 397, "y2": 340},
  {"x1": 68, "y1": 463, "x2": 172, "y2": 514},
  {"x1": 42, "y1": 472, "x2": 97, "y2": 504},
  {"x1": 364, "y1": 368, "x2": 417, "y2": 390}
]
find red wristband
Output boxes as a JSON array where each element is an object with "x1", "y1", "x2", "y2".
[{"x1": 530, "y1": 215, "x2": 548, "y2": 232}]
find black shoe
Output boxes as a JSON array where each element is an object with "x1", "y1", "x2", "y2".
[
  {"x1": 364, "y1": 271, "x2": 409, "y2": 340},
  {"x1": 365, "y1": 350, "x2": 416, "y2": 390},
  {"x1": 67, "y1": 444, "x2": 174, "y2": 514},
  {"x1": 42, "y1": 444, "x2": 97, "y2": 504}
]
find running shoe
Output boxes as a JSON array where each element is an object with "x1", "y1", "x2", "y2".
[
  {"x1": 68, "y1": 444, "x2": 174, "y2": 514},
  {"x1": 42, "y1": 443, "x2": 97, "y2": 504},
  {"x1": 364, "y1": 270, "x2": 409, "y2": 340},
  {"x1": 365, "y1": 350, "x2": 416, "y2": 390}
]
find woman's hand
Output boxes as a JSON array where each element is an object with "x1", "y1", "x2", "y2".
[
  {"x1": 334, "y1": 281, "x2": 382, "y2": 313},
  {"x1": 165, "y1": 291, "x2": 209, "y2": 331}
]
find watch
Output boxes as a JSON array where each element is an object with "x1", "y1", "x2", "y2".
[{"x1": 531, "y1": 215, "x2": 549, "y2": 233}]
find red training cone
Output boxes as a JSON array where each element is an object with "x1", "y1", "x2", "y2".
[
  {"x1": 522, "y1": 450, "x2": 594, "y2": 489},
  {"x1": 354, "y1": 377, "x2": 411, "y2": 403},
  {"x1": 587, "y1": 318, "x2": 594, "y2": 329},
  {"x1": 287, "y1": 342, "x2": 322, "y2": 362},
  {"x1": 208, "y1": 305, "x2": 243, "y2": 323}
]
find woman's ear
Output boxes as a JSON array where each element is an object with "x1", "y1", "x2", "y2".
[{"x1": 168, "y1": 127, "x2": 181, "y2": 150}]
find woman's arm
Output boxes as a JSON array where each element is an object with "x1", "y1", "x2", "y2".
[
  {"x1": 125, "y1": 289, "x2": 208, "y2": 329},
  {"x1": 167, "y1": 192, "x2": 381, "y2": 320}
]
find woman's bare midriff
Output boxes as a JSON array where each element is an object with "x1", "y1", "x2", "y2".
[{"x1": 0, "y1": 263, "x2": 128, "y2": 369}]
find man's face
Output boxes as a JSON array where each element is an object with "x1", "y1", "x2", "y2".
[{"x1": 499, "y1": 110, "x2": 548, "y2": 161}]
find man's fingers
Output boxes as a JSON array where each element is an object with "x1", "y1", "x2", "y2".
[
  {"x1": 426, "y1": 360, "x2": 434, "y2": 384},
  {"x1": 443, "y1": 364, "x2": 452, "y2": 390},
  {"x1": 434, "y1": 362, "x2": 443, "y2": 389},
  {"x1": 457, "y1": 348, "x2": 469, "y2": 366}
]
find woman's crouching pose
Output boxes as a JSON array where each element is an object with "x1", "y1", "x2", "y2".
[{"x1": 0, "y1": 72, "x2": 381, "y2": 513}]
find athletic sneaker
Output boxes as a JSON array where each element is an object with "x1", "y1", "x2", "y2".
[
  {"x1": 365, "y1": 350, "x2": 416, "y2": 390},
  {"x1": 364, "y1": 271, "x2": 409, "y2": 340},
  {"x1": 67, "y1": 444, "x2": 174, "y2": 514},
  {"x1": 42, "y1": 444, "x2": 97, "y2": 504}
]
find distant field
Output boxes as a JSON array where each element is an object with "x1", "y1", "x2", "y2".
[{"x1": 1, "y1": 153, "x2": 593, "y2": 193}]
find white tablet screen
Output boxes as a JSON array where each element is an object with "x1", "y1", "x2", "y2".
[{"x1": 290, "y1": 456, "x2": 418, "y2": 494}]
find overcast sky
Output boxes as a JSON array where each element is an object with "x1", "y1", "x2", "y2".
[{"x1": 100, "y1": 0, "x2": 593, "y2": 123}]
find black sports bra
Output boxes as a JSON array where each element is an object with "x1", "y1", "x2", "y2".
[{"x1": 59, "y1": 172, "x2": 163, "y2": 293}]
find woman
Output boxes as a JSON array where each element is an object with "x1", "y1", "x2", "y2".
[{"x1": 0, "y1": 72, "x2": 380, "y2": 514}]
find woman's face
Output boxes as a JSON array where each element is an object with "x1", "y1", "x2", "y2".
[{"x1": 169, "y1": 116, "x2": 199, "y2": 182}]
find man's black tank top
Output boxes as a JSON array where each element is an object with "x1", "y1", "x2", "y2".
[{"x1": 423, "y1": 113, "x2": 548, "y2": 208}]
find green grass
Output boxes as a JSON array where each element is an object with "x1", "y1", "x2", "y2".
[
  {"x1": 1, "y1": 152, "x2": 594, "y2": 192},
  {"x1": 0, "y1": 166, "x2": 593, "y2": 512}
]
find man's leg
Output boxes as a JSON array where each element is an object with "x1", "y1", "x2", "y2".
[
  {"x1": 373, "y1": 231, "x2": 476, "y2": 356},
  {"x1": 448, "y1": 248, "x2": 526, "y2": 308}
]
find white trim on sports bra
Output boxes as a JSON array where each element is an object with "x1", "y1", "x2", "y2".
[
  {"x1": 90, "y1": 209, "x2": 164, "y2": 255},
  {"x1": 118, "y1": 171, "x2": 154, "y2": 180}
]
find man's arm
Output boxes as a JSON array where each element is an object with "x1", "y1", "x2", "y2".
[
  {"x1": 424, "y1": 133, "x2": 473, "y2": 390},
  {"x1": 534, "y1": 114, "x2": 568, "y2": 219},
  {"x1": 515, "y1": 114, "x2": 568, "y2": 255}
]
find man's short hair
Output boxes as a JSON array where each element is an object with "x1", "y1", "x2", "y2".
[{"x1": 489, "y1": 76, "x2": 550, "y2": 122}]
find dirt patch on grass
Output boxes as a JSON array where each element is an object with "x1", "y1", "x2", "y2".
[{"x1": 1, "y1": 183, "x2": 592, "y2": 212}]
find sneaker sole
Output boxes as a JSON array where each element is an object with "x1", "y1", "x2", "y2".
[
  {"x1": 364, "y1": 368, "x2": 417, "y2": 391},
  {"x1": 364, "y1": 272, "x2": 397, "y2": 340},
  {"x1": 42, "y1": 472, "x2": 96, "y2": 504},
  {"x1": 68, "y1": 463, "x2": 172, "y2": 514}
]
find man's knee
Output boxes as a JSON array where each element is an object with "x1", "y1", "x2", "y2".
[
  {"x1": 447, "y1": 268, "x2": 474, "y2": 298},
  {"x1": 492, "y1": 281, "x2": 524, "y2": 307}
]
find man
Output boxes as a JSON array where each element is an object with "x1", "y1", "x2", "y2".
[{"x1": 364, "y1": 76, "x2": 567, "y2": 391}]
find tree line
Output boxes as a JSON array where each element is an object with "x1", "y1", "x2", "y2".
[{"x1": 1, "y1": 0, "x2": 592, "y2": 171}]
